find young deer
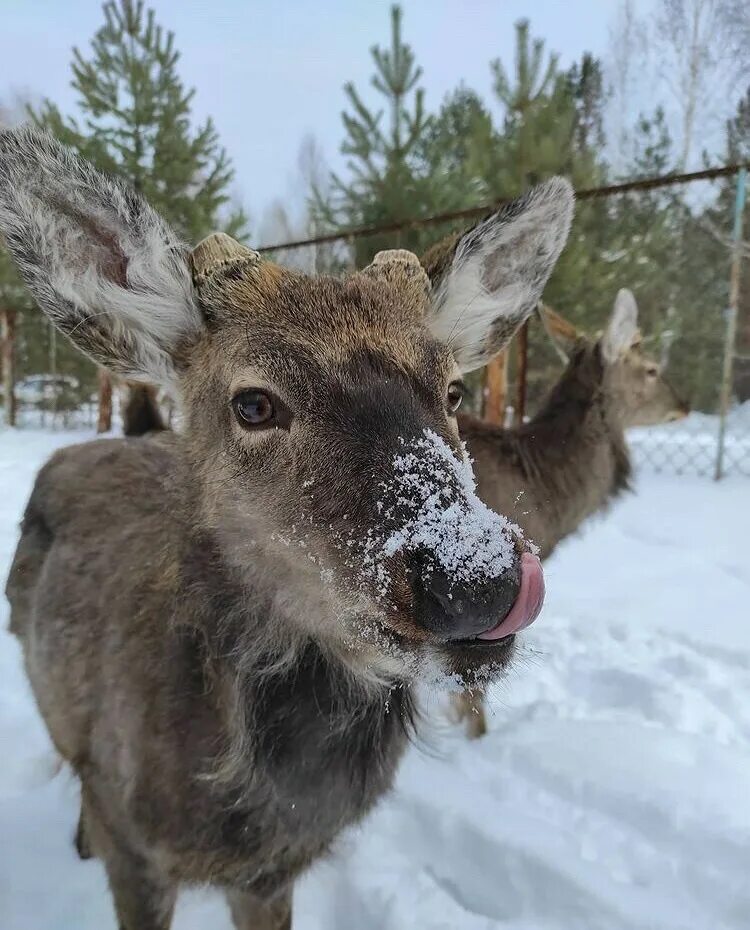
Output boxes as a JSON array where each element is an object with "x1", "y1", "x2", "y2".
[
  {"x1": 0, "y1": 127, "x2": 572, "y2": 930},
  {"x1": 452, "y1": 289, "x2": 688, "y2": 738}
]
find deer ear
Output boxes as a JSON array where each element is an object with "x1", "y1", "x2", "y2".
[
  {"x1": 0, "y1": 126, "x2": 203, "y2": 389},
  {"x1": 423, "y1": 177, "x2": 573, "y2": 372},
  {"x1": 602, "y1": 288, "x2": 640, "y2": 363}
]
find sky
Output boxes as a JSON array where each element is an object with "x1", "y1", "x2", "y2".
[{"x1": 2, "y1": 0, "x2": 644, "y2": 238}]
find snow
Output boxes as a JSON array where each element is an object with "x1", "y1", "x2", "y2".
[
  {"x1": 378, "y1": 430, "x2": 519, "y2": 583},
  {"x1": 1, "y1": 425, "x2": 749, "y2": 930},
  {"x1": 628, "y1": 403, "x2": 750, "y2": 477}
]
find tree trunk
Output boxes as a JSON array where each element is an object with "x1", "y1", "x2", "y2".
[
  {"x1": 1, "y1": 308, "x2": 17, "y2": 428},
  {"x1": 97, "y1": 368, "x2": 113, "y2": 434},
  {"x1": 482, "y1": 351, "x2": 508, "y2": 425}
]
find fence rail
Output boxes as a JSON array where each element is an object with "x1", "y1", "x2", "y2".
[
  {"x1": 2, "y1": 164, "x2": 749, "y2": 479},
  {"x1": 256, "y1": 162, "x2": 750, "y2": 253}
]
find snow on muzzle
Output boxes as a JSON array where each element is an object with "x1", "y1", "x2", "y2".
[{"x1": 367, "y1": 430, "x2": 545, "y2": 643}]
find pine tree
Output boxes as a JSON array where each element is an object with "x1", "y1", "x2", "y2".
[
  {"x1": 491, "y1": 20, "x2": 569, "y2": 190},
  {"x1": 0, "y1": 246, "x2": 28, "y2": 426},
  {"x1": 549, "y1": 107, "x2": 679, "y2": 341},
  {"x1": 483, "y1": 24, "x2": 607, "y2": 420},
  {"x1": 566, "y1": 53, "x2": 607, "y2": 156},
  {"x1": 30, "y1": 0, "x2": 247, "y2": 243},
  {"x1": 417, "y1": 85, "x2": 498, "y2": 211},
  {"x1": 702, "y1": 86, "x2": 750, "y2": 405},
  {"x1": 1, "y1": 98, "x2": 52, "y2": 425},
  {"x1": 314, "y1": 5, "x2": 433, "y2": 264},
  {"x1": 591, "y1": 107, "x2": 723, "y2": 412},
  {"x1": 28, "y1": 0, "x2": 247, "y2": 428}
]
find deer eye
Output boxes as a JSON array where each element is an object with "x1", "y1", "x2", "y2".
[
  {"x1": 446, "y1": 381, "x2": 465, "y2": 415},
  {"x1": 645, "y1": 366, "x2": 659, "y2": 378},
  {"x1": 232, "y1": 389, "x2": 276, "y2": 429}
]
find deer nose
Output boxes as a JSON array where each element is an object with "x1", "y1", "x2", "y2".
[{"x1": 410, "y1": 552, "x2": 523, "y2": 641}]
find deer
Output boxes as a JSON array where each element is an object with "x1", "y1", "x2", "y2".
[
  {"x1": 450, "y1": 288, "x2": 689, "y2": 738},
  {"x1": 123, "y1": 381, "x2": 168, "y2": 435},
  {"x1": 0, "y1": 126, "x2": 573, "y2": 930}
]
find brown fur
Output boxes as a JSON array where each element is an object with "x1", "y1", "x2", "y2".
[
  {"x1": 452, "y1": 330, "x2": 688, "y2": 737},
  {"x1": 0, "y1": 128, "x2": 575, "y2": 928},
  {"x1": 123, "y1": 382, "x2": 167, "y2": 435}
]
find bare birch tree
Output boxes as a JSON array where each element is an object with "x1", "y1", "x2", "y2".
[
  {"x1": 654, "y1": 0, "x2": 750, "y2": 169},
  {"x1": 605, "y1": 0, "x2": 651, "y2": 174}
]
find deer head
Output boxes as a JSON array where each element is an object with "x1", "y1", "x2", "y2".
[
  {"x1": 601, "y1": 289, "x2": 689, "y2": 427},
  {"x1": 0, "y1": 127, "x2": 573, "y2": 684}
]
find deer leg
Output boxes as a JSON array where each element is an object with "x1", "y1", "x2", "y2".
[
  {"x1": 452, "y1": 689, "x2": 488, "y2": 739},
  {"x1": 465, "y1": 691, "x2": 488, "y2": 739},
  {"x1": 226, "y1": 887, "x2": 292, "y2": 930},
  {"x1": 74, "y1": 800, "x2": 92, "y2": 860},
  {"x1": 83, "y1": 798, "x2": 176, "y2": 930}
]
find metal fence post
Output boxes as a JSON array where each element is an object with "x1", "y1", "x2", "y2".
[{"x1": 714, "y1": 167, "x2": 747, "y2": 480}]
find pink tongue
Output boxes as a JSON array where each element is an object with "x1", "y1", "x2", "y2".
[{"x1": 477, "y1": 552, "x2": 545, "y2": 641}]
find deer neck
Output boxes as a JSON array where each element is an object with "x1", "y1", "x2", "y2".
[
  {"x1": 516, "y1": 341, "x2": 632, "y2": 551},
  {"x1": 173, "y1": 505, "x2": 413, "y2": 799}
]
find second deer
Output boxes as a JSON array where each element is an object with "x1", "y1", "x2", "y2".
[{"x1": 453, "y1": 288, "x2": 689, "y2": 737}]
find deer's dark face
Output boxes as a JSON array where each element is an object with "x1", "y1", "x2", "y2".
[
  {"x1": 600, "y1": 289, "x2": 690, "y2": 429},
  {"x1": 613, "y1": 344, "x2": 689, "y2": 427},
  {"x1": 0, "y1": 127, "x2": 572, "y2": 683},
  {"x1": 183, "y1": 258, "x2": 547, "y2": 681}
]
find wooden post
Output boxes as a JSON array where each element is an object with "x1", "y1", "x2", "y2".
[
  {"x1": 715, "y1": 167, "x2": 746, "y2": 480},
  {"x1": 48, "y1": 320, "x2": 58, "y2": 420},
  {"x1": 482, "y1": 351, "x2": 508, "y2": 425},
  {"x1": 536, "y1": 302, "x2": 575, "y2": 365},
  {"x1": 1, "y1": 307, "x2": 17, "y2": 427},
  {"x1": 515, "y1": 319, "x2": 529, "y2": 425},
  {"x1": 96, "y1": 367, "x2": 113, "y2": 434}
]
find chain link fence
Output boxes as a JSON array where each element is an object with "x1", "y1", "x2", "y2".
[
  {"x1": 1, "y1": 312, "x2": 102, "y2": 431},
  {"x1": 2, "y1": 166, "x2": 749, "y2": 477},
  {"x1": 260, "y1": 168, "x2": 750, "y2": 480}
]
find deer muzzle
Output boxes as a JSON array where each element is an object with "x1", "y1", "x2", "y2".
[{"x1": 410, "y1": 549, "x2": 544, "y2": 642}]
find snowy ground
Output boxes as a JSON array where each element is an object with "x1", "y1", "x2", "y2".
[
  {"x1": 628, "y1": 404, "x2": 750, "y2": 477},
  {"x1": 1, "y1": 427, "x2": 749, "y2": 930}
]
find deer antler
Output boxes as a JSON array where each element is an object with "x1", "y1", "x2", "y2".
[
  {"x1": 363, "y1": 249, "x2": 431, "y2": 302},
  {"x1": 190, "y1": 233, "x2": 260, "y2": 286}
]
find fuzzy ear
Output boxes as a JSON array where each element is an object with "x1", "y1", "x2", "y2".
[
  {"x1": 0, "y1": 126, "x2": 203, "y2": 388},
  {"x1": 602, "y1": 288, "x2": 640, "y2": 364},
  {"x1": 424, "y1": 177, "x2": 574, "y2": 372}
]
